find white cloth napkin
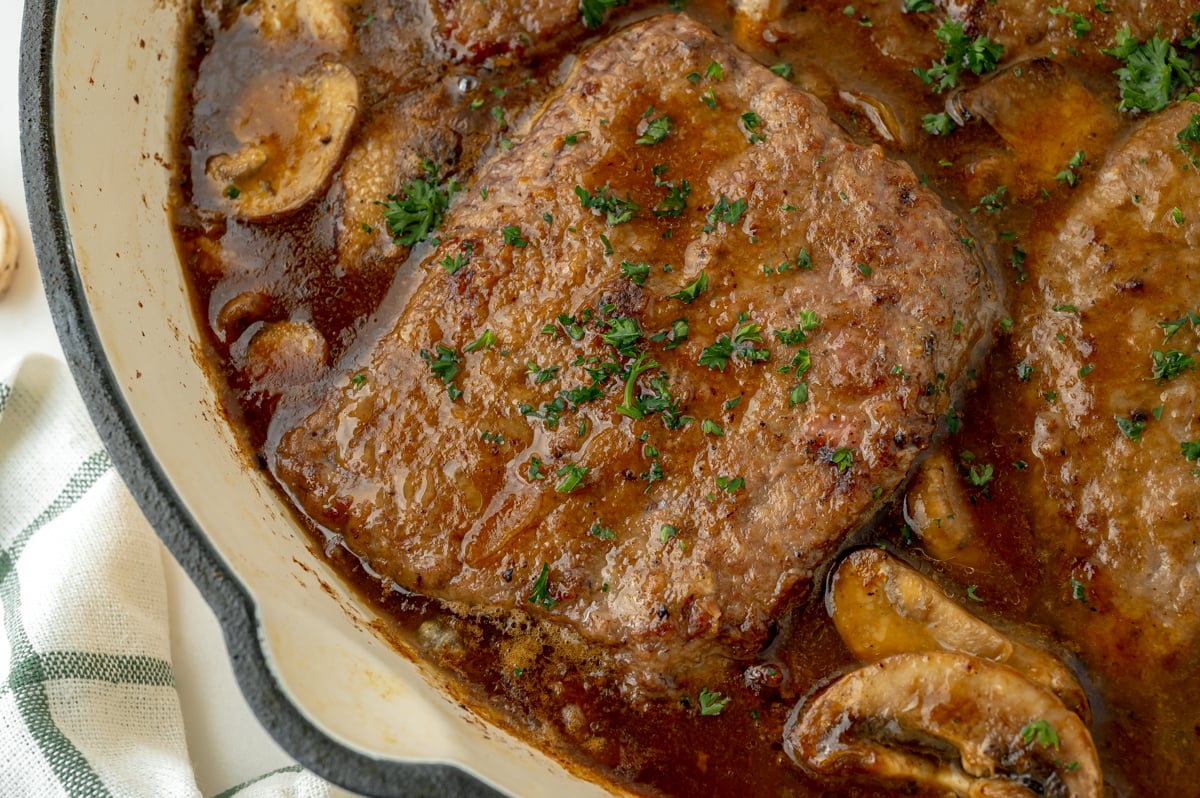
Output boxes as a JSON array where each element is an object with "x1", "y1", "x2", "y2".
[{"x1": 0, "y1": 354, "x2": 333, "y2": 798}]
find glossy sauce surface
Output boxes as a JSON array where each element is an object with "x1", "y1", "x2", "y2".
[{"x1": 173, "y1": 0, "x2": 1200, "y2": 794}]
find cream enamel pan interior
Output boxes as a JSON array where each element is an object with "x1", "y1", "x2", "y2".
[{"x1": 19, "y1": 2, "x2": 611, "y2": 795}]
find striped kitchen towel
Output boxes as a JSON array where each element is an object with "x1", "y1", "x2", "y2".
[{"x1": 0, "y1": 354, "x2": 332, "y2": 798}]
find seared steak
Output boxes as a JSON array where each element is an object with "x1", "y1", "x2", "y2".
[
  {"x1": 271, "y1": 13, "x2": 995, "y2": 691},
  {"x1": 1011, "y1": 101, "x2": 1200, "y2": 675}
]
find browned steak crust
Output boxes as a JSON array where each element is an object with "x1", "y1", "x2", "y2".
[{"x1": 271, "y1": 13, "x2": 995, "y2": 690}]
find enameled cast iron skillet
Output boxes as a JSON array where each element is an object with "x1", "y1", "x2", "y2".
[{"x1": 18, "y1": 2, "x2": 613, "y2": 795}]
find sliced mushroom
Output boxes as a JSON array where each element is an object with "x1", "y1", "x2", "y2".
[
  {"x1": 241, "y1": 319, "x2": 329, "y2": 397},
  {"x1": 0, "y1": 201, "x2": 18, "y2": 298},
  {"x1": 829, "y1": 547, "x2": 1090, "y2": 721},
  {"x1": 838, "y1": 90, "x2": 907, "y2": 146},
  {"x1": 251, "y1": 0, "x2": 355, "y2": 50},
  {"x1": 947, "y1": 58, "x2": 1119, "y2": 199},
  {"x1": 784, "y1": 652, "x2": 1101, "y2": 798},
  {"x1": 207, "y1": 60, "x2": 359, "y2": 221},
  {"x1": 903, "y1": 447, "x2": 977, "y2": 562}
]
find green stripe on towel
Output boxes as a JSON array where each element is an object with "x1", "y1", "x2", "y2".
[{"x1": 1, "y1": 449, "x2": 116, "y2": 797}]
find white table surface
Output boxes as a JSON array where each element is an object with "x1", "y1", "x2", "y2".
[{"x1": 1, "y1": 5, "x2": 353, "y2": 796}]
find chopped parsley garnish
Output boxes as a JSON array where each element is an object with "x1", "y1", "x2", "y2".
[
  {"x1": 1071, "y1": 578, "x2": 1088, "y2": 602},
  {"x1": 490, "y1": 106, "x2": 508, "y2": 129},
  {"x1": 350, "y1": 373, "x2": 368, "y2": 388},
  {"x1": 1055, "y1": 151, "x2": 1086, "y2": 187},
  {"x1": 526, "y1": 361, "x2": 561, "y2": 385},
  {"x1": 788, "y1": 382, "x2": 809, "y2": 407},
  {"x1": 974, "y1": 185, "x2": 1008, "y2": 214},
  {"x1": 668, "y1": 271, "x2": 709, "y2": 304},
  {"x1": 527, "y1": 562, "x2": 557, "y2": 609},
  {"x1": 698, "y1": 688, "x2": 730, "y2": 716},
  {"x1": 1103, "y1": 29, "x2": 1198, "y2": 113},
  {"x1": 503, "y1": 225, "x2": 528, "y2": 247},
  {"x1": 439, "y1": 243, "x2": 473, "y2": 274},
  {"x1": 903, "y1": 0, "x2": 934, "y2": 11},
  {"x1": 831, "y1": 447, "x2": 854, "y2": 472},
  {"x1": 741, "y1": 111, "x2": 766, "y2": 144},
  {"x1": 1020, "y1": 720, "x2": 1060, "y2": 750},
  {"x1": 1183, "y1": 438, "x2": 1200, "y2": 461},
  {"x1": 1178, "y1": 114, "x2": 1200, "y2": 167},
  {"x1": 464, "y1": 329, "x2": 496, "y2": 352},
  {"x1": 620, "y1": 260, "x2": 651, "y2": 285},
  {"x1": 528, "y1": 456, "x2": 546, "y2": 480},
  {"x1": 224, "y1": 185, "x2": 240, "y2": 199},
  {"x1": 1115, "y1": 414, "x2": 1146, "y2": 442},
  {"x1": 380, "y1": 162, "x2": 461, "y2": 247},
  {"x1": 701, "y1": 418, "x2": 724, "y2": 436},
  {"x1": 1150, "y1": 349, "x2": 1196, "y2": 382},
  {"x1": 914, "y1": 20, "x2": 1005, "y2": 93},
  {"x1": 555, "y1": 463, "x2": 589, "y2": 493},
  {"x1": 968, "y1": 463, "x2": 994, "y2": 487},
  {"x1": 659, "y1": 524, "x2": 678, "y2": 543},
  {"x1": 579, "y1": 0, "x2": 628, "y2": 28},
  {"x1": 922, "y1": 112, "x2": 957, "y2": 136},
  {"x1": 700, "y1": 88, "x2": 718, "y2": 109},
  {"x1": 601, "y1": 317, "x2": 643, "y2": 357},
  {"x1": 1016, "y1": 362, "x2": 1034, "y2": 381},
  {"x1": 705, "y1": 61, "x2": 725, "y2": 80},
  {"x1": 1049, "y1": 6, "x2": 1091, "y2": 38},
  {"x1": 1157, "y1": 311, "x2": 1200, "y2": 341},
  {"x1": 774, "y1": 311, "x2": 819, "y2": 346},
  {"x1": 563, "y1": 130, "x2": 588, "y2": 146},
  {"x1": 520, "y1": 396, "x2": 568, "y2": 429},
  {"x1": 699, "y1": 322, "x2": 770, "y2": 371},
  {"x1": 575, "y1": 184, "x2": 640, "y2": 225},
  {"x1": 769, "y1": 62, "x2": 794, "y2": 79},
  {"x1": 716, "y1": 475, "x2": 745, "y2": 493},
  {"x1": 588, "y1": 521, "x2": 615, "y2": 540},
  {"x1": 704, "y1": 195, "x2": 748, "y2": 232},
  {"x1": 615, "y1": 352, "x2": 659, "y2": 419},
  {"x1": 966, "y1": 585, "x2": 982, "y2": 602},
  {"x1": 636, "y1": 115, "x2": 673, "y2": 146},
  {"x1": 653, "y1": 180, "x2": 692, "y2": 218},
  {"x1": 420, "y1": 344, "x2": 463, "y2": 401}
]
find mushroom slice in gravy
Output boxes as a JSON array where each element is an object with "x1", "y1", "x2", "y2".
[
  {"x1": 828, "y1": 547, "x2": 1089, "y2": 721},
  {"x1": 207, "y1": 60, "x2": 359, "y2": 221},
  {"x1": 784, "y1": 651, "x2": 1101, "y2": 798}
]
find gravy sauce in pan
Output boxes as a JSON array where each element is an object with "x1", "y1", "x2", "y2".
[{"x1": 172, "y1": 0, "x2": 1200, "y2": 793}]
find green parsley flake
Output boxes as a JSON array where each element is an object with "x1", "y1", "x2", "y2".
[
  {"x1": 701, "y1": 418, "x2": 724, "y2": 436},
  {"x1": 555, "y1": 463, "x2": 590, "y2": 493},
  {"x1": 464, "y1": 329, "x2": 496, "y2": 352},
  {"x1": 914, "y1": 20, "x2": 1005, "y2": 94},
  {"x1": 922, "y1": 112, "x2": 957, "y2": 136},
  {"x1": 716, "y1": 475, "x2": 745, "y2": 493},
  {"x1": 528, "y1": 456, "x2": 546, "y2": 481},
  {"x1": 420, "y1": 344, "x2": 463, "y2": 401},
  {"x1": 1020, "y1": 720, "x2": 1060, "y2": 750},
  {"x1": 668, "y1": 271, "x2": 709, "y2": 304},
  {"x1": 589, "y1": 521, "x2": 615, "y2": 540},
  {"x1": 704, "y1": 195, "x2": 748, "y2": 232},
  {"x1": 1103, "y1": 29, "x2": 1197, "y2": 113},
  {"x1": 350, "y1": 373, "x2": 368, "y2": 389},
  {"x1": 620, "y1": 260, "x2": 651, "y2": 285},
  {"x1": 575, "y1": 184, "x2": 640, "y2": 225},
  {"x1": 636, "y1": 115, "x2": 673, "y2": 146},
  {"x1": 698, "y1": 687, "x2": 731, "y2": 716},
  {"x1": 831, "y1": 447, "x2": 854, "y2": 472},
  {"x1": 579, "y1": 0, "x2": 628, "y2": 28},
  {"x1": 1071, "y1": 578, "x2": 1088, "y2": 602},
  {"x1": 789, "y1": 382, "x2": 810, "y2": 407},
  {"x1": 380, "y1": 162, "x2": 461, "y2": 247},
  {"x1": 659, "y1": 524, "x2": 678, "y2": 543},
  {"x1": 503, "y1": 225, "x2": 528, "y2": 247},
  {"x1": 1115, "y1": 414, "x2": 1146, "y2": 442},
  {"x1": 1150, "y1": 349, "x2": 1196, "y2": 382},
  {"x1": 527, "y1": 562, "x2": 557, "y2": 609}
]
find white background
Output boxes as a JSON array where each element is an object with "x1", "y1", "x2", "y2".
[{"x1": 0, "y1": 4, "x2": 350, "y2": 795}]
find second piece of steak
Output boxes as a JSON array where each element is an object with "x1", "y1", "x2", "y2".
[{"x1": 271, "y1": 13, "x2": 996, "y2": 692}]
